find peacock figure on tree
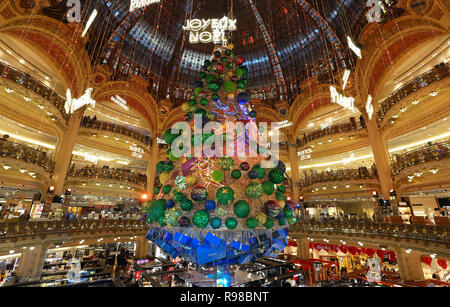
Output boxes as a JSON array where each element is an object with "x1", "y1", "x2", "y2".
[{"x1": 142, "y1": 44, "x2": 298, "y2": 235}]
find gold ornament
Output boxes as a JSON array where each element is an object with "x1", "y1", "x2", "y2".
[
  {"x1": 228, "y1": 43, "x2": 235, "y2": 50},
  {"x1": 159, "y1": 172, "x2": 171, "y2": 185},
  {"x1": 278, "y1": 200, "x2": 285, "y2": 209},
  {"x1": 185, "y1": 175, "x2": 197, "y2": 186},
  {"x1": 181, "y1": 102, "x2": 190, "y2": 112},
  {"x1": 256, "y1": 212, "x2": 267, "y2": 225}
]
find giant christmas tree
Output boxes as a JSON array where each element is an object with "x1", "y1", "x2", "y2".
[{"x1": 143, "y1": 44, "x2": 297, "y2": 241}]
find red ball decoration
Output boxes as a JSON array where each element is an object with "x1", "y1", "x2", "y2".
[
  {"x1": 236, "y1": 56, "x2": 244, "y2": 65},
  {"x1": 216, "y1": 63, "x2": 223, "y2": 73}
]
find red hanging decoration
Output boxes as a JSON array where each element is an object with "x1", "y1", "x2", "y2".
[
  {"x1": 376, "y1": 250, "x2": 386, "y2": 259},
  {"x1": 349, "y1": 247, "x2": 358, "y2": 255},
  {"x1": 437, "y1": 259, "x2": 447, "y2": 270},
  {"x1": 388, "y1": 251, "x2": 396, "y2": 262},
  {"x1": 366, "y1": 249, "x2": 376, "y2": 257},
  {"x1": 422, "y1": 256, "x2": 432, "y2": 266},
  {"x1": 339, "y1": 246, "x2": 348, "y2": 254}
]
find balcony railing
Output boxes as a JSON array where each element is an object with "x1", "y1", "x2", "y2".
[
  {"x1": 0, "y1": 219, "x2": 147, "y2": 242},
  {"x1": 67, "y1": 166, "x2": 147, "y2": 186},
  {"x1": 81, "y1": 117, "x2": 152, "y2": 146},
  {"x1": 299, "y1": 167, "x2": 377, "y2": 188},
  {"x1": 377, "y1": 63, "x2": 449, "y2": 122},
  {"x1": 391, "y1": 141, "x2": 449, "y2": 175},
  {"x1": 291, "y1": 219, "x2": 449, "y2": 245},
  {"x1": 0, "y1": 62, "x2": 69, "y2": 119},
  {"x1": 0, "y1": 139, "x2": 55, "y2": 173},
  {"x1": 297, "y1": 118, "x2": 365, "y2": 148}
]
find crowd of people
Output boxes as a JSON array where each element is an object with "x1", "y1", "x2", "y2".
[
  {"x1": 300, "y1": 165, "x2": 377, "y2": 187},
  {"x1": 67, "y1": 164, "x2": 147, "y2": 186}
]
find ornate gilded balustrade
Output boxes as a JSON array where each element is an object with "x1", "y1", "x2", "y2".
[
  {"x1": 81, "y1": 117, "x2": 151, "y2": 146},
  {"x1": 0, "y1": 139, "x2": 55, "y2": 173},
  {"x1": 299, "y1": 167, "x2": 377, "y2": 188},
  {"x1": 67, "y1": 166, "x2": 147, "y2": 186},
  {"x1": 391, "y1": 142, "x2": 449, "y2": 175},
  {"x1": 0, "y1": 219, "x2": 147, "y2": 244},
  {"x1": 297, "y1": 118, "x2": 364, "y2": 148},
  {"x1": 0, "y1": 62, "x2": 68, "y2": 119},
  {"x1": 377, "y1": 63, "x2": 449, "y2": 123},
  {"x1": 291, "y1": 219, "x2": 449, "y2": 245}
]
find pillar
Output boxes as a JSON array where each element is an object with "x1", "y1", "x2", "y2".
[
  {"x1": 16, "y1": 244, "x2": 48, "y2": 282},
  {"x1": 287, "y1": 135, "x2": 300, "y2": 202},
  {"x1": 147, "y1": 143, "x2": 159, "y2": 199},
  {"x1": 53, "y1": 108, "x2": 85, "y2": 195},
  {"x1": 135, "y1": 236, "x2": 149, "y2": 259},
  {"x1": 296, "y1": 237, "x2": 311, "y2": 260},
  {"x1": 365, "y1": 118, "x2": 398, "y2": 215},
  {"x1": 394, "y1": 248, "x2": 425, "y2": 282}
]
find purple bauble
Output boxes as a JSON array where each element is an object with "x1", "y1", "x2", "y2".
[
  {"x1": 264, "y1": 200, "x2": 281, "y2": 218},
  {"x1": 178, "y1": 216, "x2": 190, "y2": 227},
  {"x1": 240, "y1": 162, "x2": 250, "y2": 171}
]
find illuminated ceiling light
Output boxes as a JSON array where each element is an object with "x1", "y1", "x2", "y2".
[
  {"x1": 96, "y1": 183, "x2": 100, "y2": 186},
  {"x1": 365, "y1": 95, "x2": 374, "y2": 120},
  {"x1": 79, "y1": 240, "x2": 84, "y2": 244},
  {"x1": 345, "y1": 185, "x2": 350, "y2": 188},
  {"x1": 103, "y1": 135, "x2": 109, "y2": 138},
  {"x1": 392, "y1": 114, "x2": 399, "y2": 119},
  {"x1": 429, "y1": 169, "x2": 439, "y2": 174},
  {"x1": 109, "y1": 184, "x2": 113, "y2": 187},
  {"x1": 327, "y1": 139, "x2": 332, "y2": 143},
  {"x1": 38, "y1": 105, "x2": 45, "y2": 109},
  {"x1": 24, "y1": 96, "x2": 31, "y2": 102},
  {"x1": 3, "y1": 165, "x2": 11, "y2": 170},
  {"x1": 405, "y1": 249, "x2": 411, "y2": 254},
  {"x1": 339, "y1": 137, "x2": 344, "y2": 141},
  {"x1": 333, "y1": 186, "x2": 337, "y2": 189},
  {"x1": 30, "y1": 247, "x2": 34, "y2": 250},
  {"x1": 308, "y1": 123, "x2": 314, "y2": 127},
  {"x1": 19, "y1": 59, "x2": 25, "y2": 64},
  {"x1": 120, "y1": 186, "x2": 124, "y2": 189},
  {"x1": 82, "y1": 183, "x2": 86, "y2": 186},
  {"x1": 430, "y1": 253, "x2": 436, "y2": 259},
  {"x1": 429, "y1": 91, "x2": 438, "y2": 97},
  {"x1": 322, "y1": 187, "x2": 327, "y2": 190},
  {"x1": 65, "y1": 88, "x2": 96, "y2": 114},
  {"x1": 114, "y1": 137, "x2": 119, "y2": 141},
  {"x1": 400, "y1": 107, "x2": 406, "y2": 113},
  {"x1": 330, "y1": 86, "x2": 355, "y2": 112},
  {"x1": 318, "y1": 142, "x2": 322, "y2": 145},
  {"x1": 81, "y1": 9, "x2": 98, "y2": 38},
  {"x1": 44, "y1": 76, "x2": 50, "y2": 81},
  {"x1": 28, "y1": 172, "x2": 35, "y2": 176},
  {"x1": 9, "y1": 250, "x2": 14, "y2": 254},
  {"x1": 19, "y1": 169, "x2": 27, "y2": 173},
  {"x1": 342, "y1": 69, "x2": 351, "y2": 90},
  {"x1": 5, "y1": 87, "x2": 13, "y2": 93},
  {"x1": 412, "y1": 100, "x2": 419, "y2": 105}
]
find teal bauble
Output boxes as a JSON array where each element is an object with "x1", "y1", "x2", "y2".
[
  {"x1": 276, "y1": 191, "x2": 286, "y2": 201},
  {"x1": 255, "y1": 167, "x2": 266, "y2": 179},
  {"x1": 225, "y1": 217, "x2": 238, "y2": 230},
  {"x1": 277, "y1": 185, "x2": 286, "y2": 193},
  {"x1": 264, "y1": 217, "x2": 274, "y2": 229},
  {"x1": 269, "y1": 168, "x2": 284, "y2": 184},
  {"x1": 193, "y1": 210, "x2": 210, "y2": 229},
  {"x1": 174, "y1": 192, "x2": 186, "y2": 203},
  {"x1": 245, "y1": 182, "x2": 263, "y2": 199},
  {"x1": 148, "y1": 199, "x2": 166, "y2": 223},
  {"x1": 246, "y1": 217, "x2": 258, "y2": 229},
  {"x1": 210, "y1": 217, "x2": 222, "y2": 229},
  {"x1": 262, "y1": 181, "x2": 275, "y2": 195},
  {"x1": 233, "y1": 200, "x2": 250, "y2": 218},
  {"x1": 231, "y1": 169, "x2": 242, "y2": 179},
  {"x1": 158, "y1": 216, "x2": 167, "y2": 227}
]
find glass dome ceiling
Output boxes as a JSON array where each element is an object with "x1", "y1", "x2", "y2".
[{"x1": 70, "y1": 0, "x2": 365, "y2": 101}]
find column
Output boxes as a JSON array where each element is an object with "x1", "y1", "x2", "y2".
[
  {"x1": 287, "y1": 135, "x2": 300, "y2": 202},
  {"x1": 394, "y1": 248, "x2": 425, "y2": 282},
  {"x1": 53, "y1": 108, "x2": 85, "y2": 195},
  {"x1": 16, "y1": 244, "x2": 48, "y2": 282},
  {"x1": 147, "y1": 143, "x2": 159, "y2": 199},
  {"x1": 135, "y1": 236, "x2": 149, "y2": 259},
  {"x1": 365, "y1": 118, "x2": 398, "y2": 215},
  {"x1": 296, "y1": 237, "x2": 311, "y2": 260}
]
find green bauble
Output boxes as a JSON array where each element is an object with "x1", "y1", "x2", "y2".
[
  {"x1": 240, "y1": 66, "x2": 249, "y2": 76},
  {"x1": 156, "y1": 161, "x2": 165, "y2": 173},
  {"x1": 193, "y1": 210, "x2": 210, "y2": 229},
  {"x1": 164, "y1": 162, "x2": 174, "y2": 172},
  {"x1": 233, "y1": 200, "x2": 250, "y2": 219},
  {"x1": 283, "y1": 208, "x2": 293, "y2": 219},
  {"x1": 277, "y1": 185, "x2": 286, "y2": 193},
  {"x1": 215, "y1": 205, "x2": 228, "y2": 217},
  {"x1": 206, "y1": 74, "x2": 216, "y2": 83},
  {"x1": 269, "y1": 169, "x2": 284, "y2": 184},
  {"x1": 231, "y1": 169, "x2": 242, "y2": 179},
  {"x1": 154, "y1": 186, "x2": 161, "y2": 194},
  {"x1": 194, "y1": 87, "x2": 203, "y2": 97},
  {"x1": 199, "y1": 71, "x2": 207, "y2": 79},
  {"x1": 245, "y1": 182, "x2": 263, "y2": 199},
  {"x1": 221, "y1": 56, "x2": 228, "y2": 63},
  {"x1": 216, "y1": 187, "x2": 235, "y2": 205},
  {"x1": 195, "y1": 108, "x2": 207, "y2": 116},
  {"x1": 158, "y1": 216, "x2": 167, "y2": 227},
  {"x1": 227, "y1": 62, "x2": 234, "y2": 69},
  {"x1": 208, "y1": 81, "x2": 220, "y2": 92},
  {"x1": 163, "y1": 129, "x2": 179, "y2": 145},
  {"x1": 235, "y1": 68, "x2": 244, "y2": 77},
  {"x1": 255, "y1": 167, "x2": 266, "y2": 179},
  {"x1": 180, "y1": 198, "x2": 193, "y2": 211},
  {"x1": 262, "y1": 181, "x2": 275, "y2": 195},
  {"x1": 174, "y1": 192, "x2": 186, "y2": 203},
  {"x1": 163, "y1": 185, "x2": 172, "y2": 195},
  {"x1": 225, "y1": 217, "x2": 238, "y2": 230},
  {"x1": 200, "y1": 98, "x2": 209, "y2": 106},
  {"x1": 237, "y1": 79, "x2": 246, "y2": 89},
  {"x1": 148, "y1": 199, "x2": 166, "y2": 223},
  {"x1": 220, "y1": 157, "x2": 234, "y2": 170},
  {"x1": 246, "y1": 217, "x2": 258, "y2": 229},
  {"x1": 264, "y1": 217, "x2": 274, "y2": 229},
  {"x1": 188, "y1": 99, "x2": 197, "y2": 106},
  {"x1": 223, "y1": 81, "x2": 236, "y2": 93},
  {"x1": 211, "y1": 170, "x2": 224, "y2": 183},
  {"x1": 210, "y1": 217, "x2": 222, "y2": 229},
  {"x1": 168, "y1": 151, "x2": 179, "y2": 162},
  {"x1": 278, "y1": 216, "x2": 286, "y2": 226},
  {"x1": 276, "y1": 191, "x2": 286, "y2": 201}
]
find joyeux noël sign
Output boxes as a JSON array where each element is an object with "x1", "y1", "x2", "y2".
[{"x1": 183, "y1": 17, "x2": 237, "y2": 45}]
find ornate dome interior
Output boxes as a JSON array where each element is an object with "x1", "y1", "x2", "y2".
[{"x1": 45, "y1": 0, "x2": 365, "y2": 102}]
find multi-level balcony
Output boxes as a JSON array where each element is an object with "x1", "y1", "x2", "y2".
[
  {"x1": 0, "y1": 61, "x2": 68, "y2": 120},
  {"x1": 66, "y1": 166, "x2": 146, "y2": 186},
  {"x1": 0, "y1": 139, "x2": 55, "y2": 174},
  {"x1": 299, "y1": 167, "x2": 378, "y2": 188},
  {"x1": 80, "y1": 117, "x2": 151, "y2": 147}
]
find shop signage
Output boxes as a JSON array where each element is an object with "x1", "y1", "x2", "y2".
[
  {"x1": 330, "y1": 86, "x2": 355, "y2": 112},
  {"x1": 65, "y1": 88, "x2": 96, "y2": 114},
  {"x1": 156, "y1": 138, "x2": 167, "y2": 144},
  {"x1": 297, "y1": 148, "x2": 312, "y2": 160},
  {"x1": 129, "y1": 0, "x2": 160, "y2": 12},
  {"x1": 130, "y1": 145, "x2": 144, "y2": 158},
  {"x1": 183, "y1": 17, "x2": 237, "y2": 45},
  {"x1": 111, "y1": 95, "x2": 129, "y2": 111}
]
